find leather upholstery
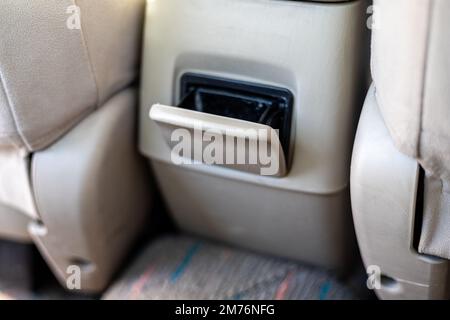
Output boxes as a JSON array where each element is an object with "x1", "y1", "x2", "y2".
[
  {"x1": 0, "y1": 204, "x2": 31, "y2": 243},
  {"x1": 0, "y1": 0, "x2": 145, "y2": 227},
  {"x1": 0, "y1": 1, "x2": 150, "y2": 291},
  {"x1": 372, "y1": 0, "x2": 450, "y2": 259},
  {"x1": 0, "y1": 148, "x2": 37, "y2": 219},
  {"x1": 372, "y1": 0, "x2": 450, "y2": 182},
  {"x1": 0, "y1": 0, "x2": 144, "y2": 152}
]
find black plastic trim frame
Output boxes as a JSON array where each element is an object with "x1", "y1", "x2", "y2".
[{"x1": 179, "y1": 73, "x2": 294, "y2": 157}]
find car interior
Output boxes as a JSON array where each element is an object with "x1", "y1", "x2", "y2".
[{"x1": 0, "y1": 0, "x2": 449, "y2": 301}]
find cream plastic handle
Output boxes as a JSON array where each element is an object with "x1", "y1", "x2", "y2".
[{"x1": 149, "y1": 104, "x2": 287, "y2": 177}]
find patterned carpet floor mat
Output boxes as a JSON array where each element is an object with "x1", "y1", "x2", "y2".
[
  {"x1": 104, "y1": 235, "x2": 368, "y2": 300},
  {"x1": 1, "y1": 235, "x2": 370, "y2": 300}
]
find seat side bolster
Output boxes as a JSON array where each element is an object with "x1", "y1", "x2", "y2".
[
  {"x1": 29, "y1": 88, "x2": 153, "y2": 293},
  {"x1": 351, "y1": 85, "x2": 449, "y2": 300}
]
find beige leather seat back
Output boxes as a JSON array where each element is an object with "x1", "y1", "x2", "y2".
[
  {"x1": 0, "y1": 0, "x2": 152, "y2": 292},
  {"x1": 1, "y1": 0, "x2": 145, "y2": 227},
  {"x1": 0, "y1": 0, "x2": 143, "y2": 151},
  {"x1": 372, "y1": 0, "x2": 450, "y2": 183},
  {"x1": 351, "y1": 0, "x2": 450, "y2": 299},
  {"x1": 371, "y1": 0, "x2": 450, "y2": 260}
]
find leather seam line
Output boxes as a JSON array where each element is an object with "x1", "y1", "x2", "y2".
[
  {"x1": 73, "y1": 0, "x2": 100, "y2": 109},
  {"x1": 417, "y1": 0, "x2": 435, "y2": 160},
  {"x1": 0, "y1": 69, "x2": 30, "y2": 150},
  {"x1": 26, "y1": 106, "x2": 94, "y2": 150}
]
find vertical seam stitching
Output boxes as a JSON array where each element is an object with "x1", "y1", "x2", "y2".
[
  {"x1": 73, "y1": 0, "x2": 100, "y2": 108},
  {"x1": 417, "y1": 0, "x2": 436, "y2": 159},
  {"x1": 0, "y1": 69, "x2": 30, "y2": 150}
]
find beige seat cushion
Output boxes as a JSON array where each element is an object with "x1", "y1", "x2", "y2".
[
  {"x1": 372, "y1": 0, "x2": 450, "y2": 182},
  {"x1": 0, "y1": 0, "x2": 145, "y2": 241},
  {"x1": 419, "y1": 176, "x2": 450, "y2": 258},
  {"x1": 0, "y1": 203, "x2": 31, "y2": 243},
  {"x1": 372, "y1": 0, "x2": 450, "y2": 259},
  {"x1": 0, "y1": 0, "x2": 144, "y2": 152},
  {"x1": 0, "y1": 148, "x2": 37, "y2": 220}
]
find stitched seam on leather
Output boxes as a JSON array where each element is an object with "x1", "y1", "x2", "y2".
[
  {"x1": 27, "y1": 106, "x2": 94, "y2": 151},
  {"x1": 417, "y1": 0, "x2": 435, "y2": 159},
  {"x1": 0, "y1": 69, "x2": 30, "y2": 150},
  {"x1": 73, "y1": 0, "x2": 100, "y2": 109},
  {"x1": 29, "y1": 86, "x2": 132, "y2": 150}
]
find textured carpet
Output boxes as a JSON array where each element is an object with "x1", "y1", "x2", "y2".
[
  {"x1": 1, "y1": 235, "x2": 368, "y2": 300},
  {"x1": 104, "y1": 235, "x2": 362, "y2": 300}
]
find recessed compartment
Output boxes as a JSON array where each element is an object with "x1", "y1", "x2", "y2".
[
  {"x1": 179, "y1": 73, "x2": 293, "y2": 157},
  {"x1": 149, "y1": 73, "x2": 294, "y2": 177}
]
